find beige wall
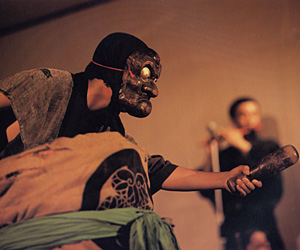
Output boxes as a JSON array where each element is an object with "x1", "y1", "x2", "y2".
[{"x1": 1, "y1": 0, "x2": 300, "y2": 249}]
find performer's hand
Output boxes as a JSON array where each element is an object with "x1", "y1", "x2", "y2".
[{"x1": 225, "y1": 165, "x2": 262, "y2": 196}]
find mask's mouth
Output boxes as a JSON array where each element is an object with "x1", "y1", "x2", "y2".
[
  {"x1": 119, "y1": 94, "x2": 152, "y2": 118},
  {"x1": 138, "y1": 93, "x2": 151, "y2": 102}
]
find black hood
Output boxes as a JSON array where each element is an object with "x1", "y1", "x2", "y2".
[{"x1": 85, "y1": 32, "x2": 150, "y2": 112}]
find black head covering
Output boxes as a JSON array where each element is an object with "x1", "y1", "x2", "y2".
[{"x1": 85, "y1": 32, "x2": 150, "y2": 112}]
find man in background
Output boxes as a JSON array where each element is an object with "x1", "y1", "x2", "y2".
[{"x1": 200, "y1": 97, "x2": 284, "y2": 250}]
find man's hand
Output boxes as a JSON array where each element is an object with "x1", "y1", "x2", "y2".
[
  {"x1": 218, "y1": 127, "x2": 252, "y2": 154},
  {"x1": 225, "y1": 165, "x2": 262, "y2": 196}
]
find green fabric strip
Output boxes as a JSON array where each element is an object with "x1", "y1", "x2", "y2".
[
  {"x1": 130, "y1": 211, "x2": 181, "y2": 250},
  {"x1": 0, "y1": 208, "x2": 181, "y2": 250}
]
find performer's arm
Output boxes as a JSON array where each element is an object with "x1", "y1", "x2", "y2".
[
  {"x1": 6, "y1": 121, "x2": 20, "y2": 142},
  {"x1": 0, "y1": 92, "x2": 20, "y2": 142},
  {"x1": 0, "y1": 92, "x2": 11, "y2": 109},
  {"x1": 161, "y1": 165, "x2": 262, "y2": 196}
]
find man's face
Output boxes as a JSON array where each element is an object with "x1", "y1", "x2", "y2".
[
  {"x1": 119, "y1": 49, "x2": 161, "y2": 118},
  {"x1": 234, "y1": 101, "x2": 262, "y2": 130}
]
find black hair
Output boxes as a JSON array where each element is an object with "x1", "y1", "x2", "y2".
[{"x1": 229, "y1": 97, "x2": 258, "y2": 119}]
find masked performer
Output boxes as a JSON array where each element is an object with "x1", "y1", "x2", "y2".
[{"x1": 0, "y1": 33, "x2": 261, "y2": 250}]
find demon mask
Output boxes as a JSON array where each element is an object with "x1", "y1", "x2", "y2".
[{"x1": 119, "y1": 49, "x2": 162, "y2": 118}]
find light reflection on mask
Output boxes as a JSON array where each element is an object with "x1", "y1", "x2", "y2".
[{"x1": 119, "y1": 49, "x2": 161, "y2": 118}]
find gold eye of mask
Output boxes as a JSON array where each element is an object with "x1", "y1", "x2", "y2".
[{"x1": 141, "y1": 67, "x2": 151, "y2": 79}]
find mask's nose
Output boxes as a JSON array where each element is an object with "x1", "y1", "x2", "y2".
[{"x1": 142, "y1": 83, "x2": 159, "y2": 98}]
